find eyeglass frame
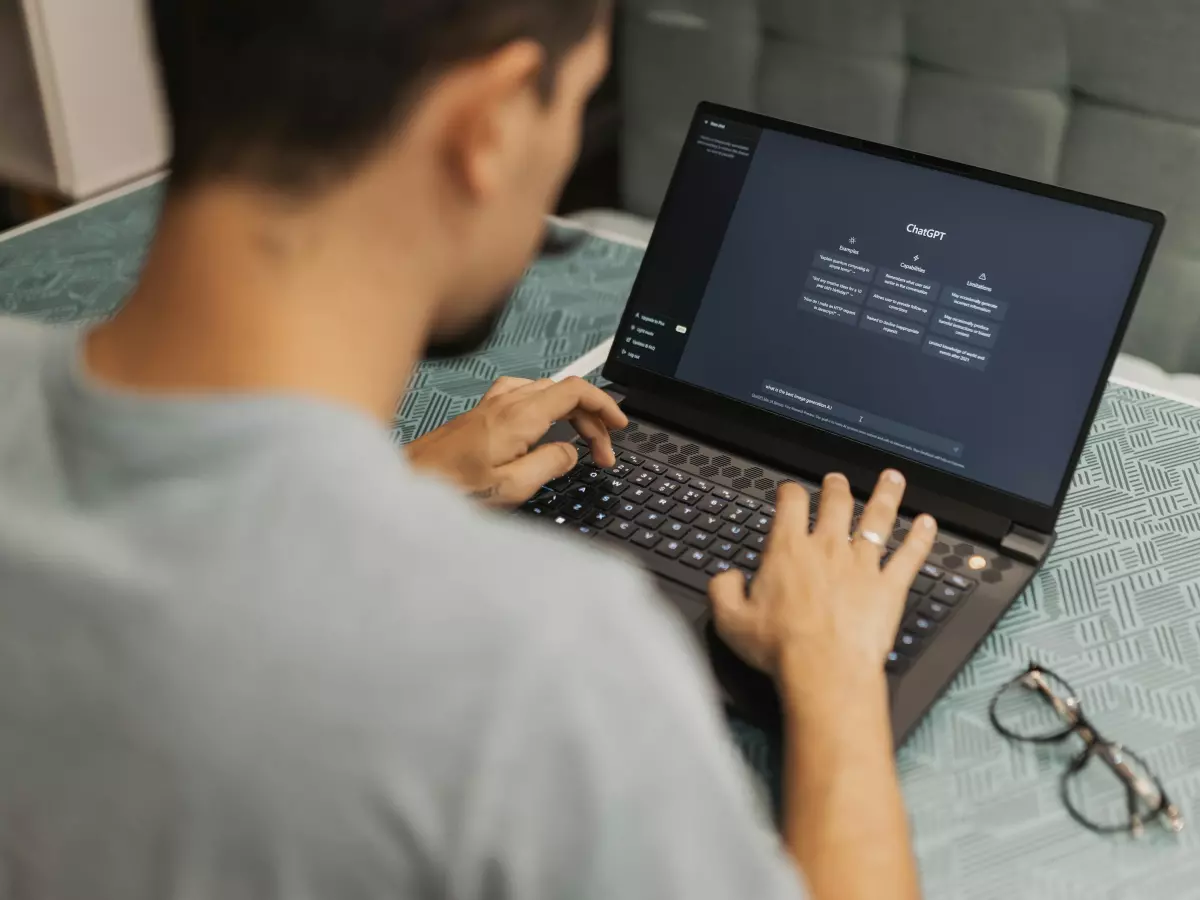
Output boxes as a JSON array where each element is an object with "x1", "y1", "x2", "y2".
[{"x1": 988, "y1": 662, "x2": 1185, "y2": 837}]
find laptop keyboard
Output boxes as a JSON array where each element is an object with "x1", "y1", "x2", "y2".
[{"x1": 519, "y1": 441, "x2": 993, "y2": 676}]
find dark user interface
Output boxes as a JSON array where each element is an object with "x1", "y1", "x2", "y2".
[{"x1": 622, "y1": 116, "x2": 1154, "y2": 505}]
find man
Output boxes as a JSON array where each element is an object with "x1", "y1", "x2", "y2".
[{"x1": 0, "y1": 1, "x2": 936, "y2": 896}]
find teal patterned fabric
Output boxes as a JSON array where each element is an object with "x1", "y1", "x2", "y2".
[{"x1": 3, "y1": 186, "x2": 1200, "y2": 898}]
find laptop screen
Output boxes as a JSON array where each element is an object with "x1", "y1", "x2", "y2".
[{"x1": 618, "y1": 112, "x2": 1157, "y2": 507}]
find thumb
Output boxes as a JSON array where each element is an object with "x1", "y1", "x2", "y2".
[
  {"x1": 709, "y1": 570, "x2": 751, "y2": 635},
  {"x1": 490, "y1": 442, "x2": 577, "y2": 506}
]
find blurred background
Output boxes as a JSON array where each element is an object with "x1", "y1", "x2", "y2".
[{"x1": 2, "y1": 0, "x2": 1198, "y2": 381}]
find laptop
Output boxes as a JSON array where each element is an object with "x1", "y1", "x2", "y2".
[{"x1": 521, "y1": 102, "x2": 1165, "y2": 743}]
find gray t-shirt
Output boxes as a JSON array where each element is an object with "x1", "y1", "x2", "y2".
[{"x1": 0, "y1": 319, "x2": 805, "y2": 899}]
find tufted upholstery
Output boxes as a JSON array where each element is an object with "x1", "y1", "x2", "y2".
[{"x1": 621, "y1": 0, "x2": 1200, "y2": 373}]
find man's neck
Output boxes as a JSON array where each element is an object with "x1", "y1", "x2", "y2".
[{"x1": 86, "y1": 184, "x2": 438, "y2": 425}]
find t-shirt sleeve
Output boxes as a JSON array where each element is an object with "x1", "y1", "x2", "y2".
[{"x1": 450, "y1": 567, "x2": 809, "y2": 900}]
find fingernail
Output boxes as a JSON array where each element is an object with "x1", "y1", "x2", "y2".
[
  {"x1": 825, "y1": 472, "x2": 846, "y2": 485},
  {"x1": 917, "y1": 515, "x2": 937, "y2": 531},
  {"x1": 884, "y1": 470, "x2": 905, "y2": 486}
]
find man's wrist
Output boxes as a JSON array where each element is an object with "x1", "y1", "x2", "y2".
[{"x1": 776, "y1": 648, "x2": 892, "y2": 732}]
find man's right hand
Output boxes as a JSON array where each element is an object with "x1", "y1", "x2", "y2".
[
  {"x1": 709, "y1": 470, "x2": 935, "y2": 900},
  {"x1": 709, "y1": 471, "x2": 936, "y2": 697}
]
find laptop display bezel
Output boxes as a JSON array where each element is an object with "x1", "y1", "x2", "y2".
[{"x1": 602, "y1": 102, "x2": 1165, "y2": 534}]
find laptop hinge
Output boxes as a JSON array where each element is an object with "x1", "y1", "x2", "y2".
[{"x1": 1001, "y1": 524, "x2": 1056, "y2": 566}]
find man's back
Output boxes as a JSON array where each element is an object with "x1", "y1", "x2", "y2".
[{"x1": 0, "y1": 320, "x2": 801, "y2": 898}]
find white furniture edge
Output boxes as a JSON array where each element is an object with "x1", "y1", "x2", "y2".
[
  {"x1": 17, "y1": 0, "x2": 168, "y2": 198},
  {"x1": 0, "y1": 169, "x2": 165, "y2": 245}
]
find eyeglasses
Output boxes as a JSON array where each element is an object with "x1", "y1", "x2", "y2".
[{"x1": 989, "y1": 663, "x2": 1185, "y2": 837}]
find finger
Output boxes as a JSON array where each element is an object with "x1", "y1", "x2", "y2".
[
  {"x1": 812, "y1": 472, "x2": 854, "y2": 544},
  {"x1": 569, "y1": 412, "x2": 616, "y2": 468},
  {"x1": 853, "y1": 469, "x2": 906, "y2": 562},
  {"x1": 482, "y1": 376, "x2": 533, "y2": 401},
  {"x1": 709, "y1": 569, "x2": 752, "y2": 632},
  {"x1": 489, "y1": 442, "x2": 578, "y2": 505},
  {"x1": 884, "y1": 514, "x2": 938, "y2": 593},
  {"x1": 769, "y1": 481, "x2": 812, "y2": 550},
  {"x1": 512, "y1": 377, "x2": 628, "y2": 434}
]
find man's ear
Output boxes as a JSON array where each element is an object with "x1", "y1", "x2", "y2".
[{"x1": 438, "y1": 39, "x2": 548, "y2": 202}]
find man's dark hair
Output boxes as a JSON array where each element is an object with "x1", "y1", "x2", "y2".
[{"x1": 150, "y1": 0, "x2": 604, "y2": 192}]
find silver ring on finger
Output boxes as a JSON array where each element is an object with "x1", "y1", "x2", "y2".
[{"x1": 854, "y1": 529, "x2": 887, "y2": 551}]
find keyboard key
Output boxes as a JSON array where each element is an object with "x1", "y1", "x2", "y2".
[
  {"x1": 710, "y1": 540, "x2": 739, "y2": 560},
  {"x1": 567, "y1": 484, "x2": 593, "y2": 501},
  {"x1": 672, "y1": 506, "x2": 700, "y2": 524},
  {"x1": 761, "y1": 504, "x2": 776, "y2": 517},
  {"x1": 581, "y1": 469, "x2": 606, "y2": 485},
  {"x1": 648, "y1": 495, "x2": 676, "y2": 514},
  {"x1": 687, "y1": 531, "x2": 714, "y2": 549},
  {"x1": 563, "y1": 501, "x2": 590, "y2": 520},
  {"x1": 585, "y1": 510, "x2": 614, "y2": 529},
  {"x1": 576, "y1": 524, "x2": 598, "y2": 538},
  {"x1": 661, "y1": 520, "x2": 689, "y2": 540},
  {"x1": 689, "y1": 479, "x2": 713, "y2": 492},
  {"x1": 653, "y1": 479, "x2": 682, "y2": 496},
  {"x1": 918, "y1": 599, "x2": 951, "y2": 621},
  {"x1": 594, "y1": 493, "x2": 619, "y2": 511},
  {"x1": 895, "y1": 632, "x2": 923, "y2": 657},
  {"x1": 907, "y1": 614, "x2": 936, "y2": 637},
  {"x1": 621, "y1": 452, "x2": 644, "y2": 465},
  {"x1": 635, "y1": 511, "x2": 666, "y2": 529},
  {"x1": 911, "y1": 575, "x2": 936, "y2": 594},
  {"x1": 610, "y1": 520, "x2": 637, "y2": 539},
  {"x1": 931, "y1": 584, "x2": 963, "y2": 605},
  {"x1": 712, "y1": 487, "x2": 738, "y2": 502},
  {"x1": 521, "y1": 497, "x2": 553, "y2": 517},
  {"x1": 632, "y1": 529, "x2": 662, "y2": 550},
  {"x1": 549, "y1": 514, "x2": 572, "y2": 527},
  {"x1": 921, "y1": 563, "x2": 943, "y2": 579},
  {"x1": 680, "y1": 489, "x2": 706, "y2": 506},
  {"x1": 547, "y1": 476, "x2": 573, "y2": 492},
  {"x1": 737, "y1": 497, "x2": 761, "y2": 511},
  {"x1": 886, "y1": 651, "x2": 911, "y2": 675},
  {"x1": 748, "y1": 515, "x2": 773, "y2": 534},
  {"x1": 719, "y1": 523, "x2": 748, "y2": 543},
  {"x1": 707, "y1": 559, "x2": 737, "y2": 576},
  {"x1": 608, "y1": 463, "x2": 634, "y2": 478},
  {"x1": 724, "y1": 506, "x2": 752, "y2": 524},
  {"x1": 696, "y1": 513, "x2": 723, "y2": 531},
  {"x1": 604, "y1": 478, "x2": 629, "y2": 495},
  {"x1": 734, "y1": 549, "x2": 762, "y2": 570},
  {"x1": 668, "y1": 470, "x2": 689, "y2": 484},
  {"x1": 745, "y1": 532, "x2": 767, "y2": 551},
  {"x1": 656, "y1": 539, "x2": 686, "y2": 559},
  {"x1": 627, "y1": 487, "x2": 652, "y2": 504},
  {"x1": 632, "y1": 472, "x2": 656, "y2": 487},
  {"x1": 682, "y1": 549, "x2": 710, "y2": 569},
  {"x1": 945, "y1": 573, "x2": 975, "y2": 591},
  {"x1": 700, "y1": 497, "x2": 728, "y2": 514},
  {"x1": 643, "y1": 461, "x2": 668, "y2": 475},
  {"x1": 614, "y1": 501, "x2": 640, "y2": 520}
]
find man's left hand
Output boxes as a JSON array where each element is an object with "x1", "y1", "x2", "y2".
[{"x1": 406, "y1": 376, "x2": 628, "y2": 506}]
